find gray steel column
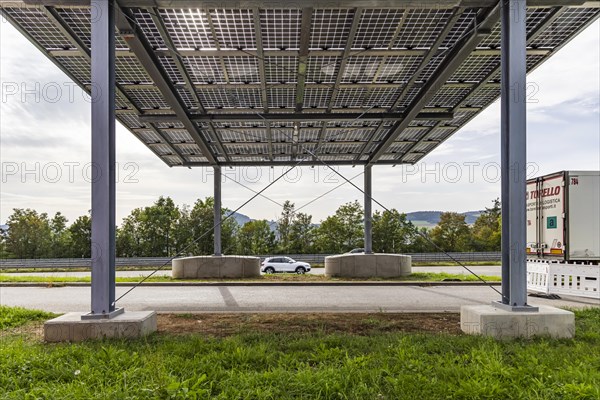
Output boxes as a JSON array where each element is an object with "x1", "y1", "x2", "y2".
[
  {"x1": 364, "y1": 165, "x2": 373, "y2": 254},
  {"x1": 214, "y1": 166, "x2": 222, "y2": 256},
  {"x1": 500, "y1": 0, "x2": 530, "y2": 309},
  {"x1": 88, "y1": 0, "x2": 118, "y2": 318}
]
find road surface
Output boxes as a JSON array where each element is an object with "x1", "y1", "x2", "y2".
[{"x1": 1, "y1": 284, "x2": 596, "y2": 313}]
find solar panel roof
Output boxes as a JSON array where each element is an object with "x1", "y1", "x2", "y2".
[{"x1": 1, "y1": 0, "x2": 598, "y2": 166}]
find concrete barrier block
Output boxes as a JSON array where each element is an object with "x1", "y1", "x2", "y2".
[
  {"x1": 171, "y1": 258, "x2": 185, "y2": 278},
  {"x1": 44, "y1": 311, "x2": 157, "y2": 342},
  {"x1": 354, "y1": 255, "x2": 376, "y2": 277},
  {"x1": 172, "y1": 256, "x2": 261, "y2": 279},
  {"x1": 326, "y1": 254, "x2": 411, "y2": 278},
  {"x1": 339, "y1": 255, "x2": 356, "y2": 277},
  {"x1": 324, "y1": 256, "x2": 341, "y2": 276},
  {"x1": 220, "y1": 257, "x2": 241, "y2": 278},
  {"x1": 241, "y1": 256, "x2": 261, "y2": 277},
  {"x1": 461, "y1": 305, "x2": 575, "y2": 339}
]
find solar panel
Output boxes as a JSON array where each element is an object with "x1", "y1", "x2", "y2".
[{"x1": 0, "y1": 1, "x2": 597, "y2": 167}]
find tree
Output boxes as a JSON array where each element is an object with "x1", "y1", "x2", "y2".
[
  {"x1": 220, "y1": 209, "x2": 238, "y2": 255},
  {"x1": 471, "y1": 198, "x2": 501, "y2": 251},
  {"x1": 406, "y1": 227, "x2": 436, "y2": 253},
  {"x1": 171, "y1": 204, "x2": 193, "y2": 256},
  {"x1": 137, "y1": 196, "x2": 180, "y2": 256},
  {"x1": 372, "y1": 209, "x2": 412, "y2": 253},
  {"x1": 0, "y1": 226, "x2": 9, "y2": 258},
  {"x1": 429, "y1": 212, "x2": 471, "y2": 252},
  {"x1": 5, "y1": 208, "x2": 52, "y2": 258},
  {"x1": 237, "y1": 220, "x2": 275, "y2": 255},
  {"x1": 117, "y1": 208, "x2": 143, "y2": 257},
  {"x1": 334, "y1": 201, "x2": 364, "y2": 251},
  {"x1": 49, "y1": 212, "x2": 70, "y2": 257},
  {"x1": 276, "y1": 201, "x2": 295, "y2": 253},
  {"x1": 186, "y1": 197, "x2": 237, "y2": 256},
  {"x1": 289, "y1": 212, "x2": 314, "y2": 253},
  {"x1": 315, "y1": 201, "x2": 364, "y2": 253},
  {"x1": 68, "y1": 215, "x2": 91, "y2": 258}
]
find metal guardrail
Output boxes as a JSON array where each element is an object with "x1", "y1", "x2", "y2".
[{"x1": 0, "y1": 252, "x2": 501, "y2": 269}]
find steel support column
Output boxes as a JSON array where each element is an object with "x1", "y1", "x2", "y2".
[
  {"x1": 364, "y1": 165, "x2": 373, "y2": 254},
  {"x1": 86, "y1": 0, "x2": 121, "y2": 319},
  {"x1": 498, "y1": 0, "x2": 536, "y2": 311},
  {"x1": 214, "y1": 166, "x2": 222, "y2": 256}
]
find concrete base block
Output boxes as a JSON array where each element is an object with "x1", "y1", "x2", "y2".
[
  {"x1": 44, "y1": 311, "x2": 157, "y2": 342},
  {"x1": 325, "y1": 254, "x2": 411, "y2": 278},
  {"x1": 460, "y1": 305, "x2": 575, "y2": 339},
  {"x1": 172, "y1": 255, "x2": 260, "y2": 279}
]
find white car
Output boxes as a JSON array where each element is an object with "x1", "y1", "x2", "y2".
[{"x1": 261, "y1": 257, "x2": 311, "y2": 274}]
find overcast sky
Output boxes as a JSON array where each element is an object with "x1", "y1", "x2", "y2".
[{"x1": 1, "y1": 18, "x2": 599, "y2": 225}]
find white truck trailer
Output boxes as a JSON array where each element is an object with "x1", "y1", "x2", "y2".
[{"x1": 526, "y1": 171, "x2": 600, "y2": 263}]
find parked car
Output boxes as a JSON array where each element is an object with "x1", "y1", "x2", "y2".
[
  {"x1": 347, "y1": 248, "x2": 365, "y2": 254},
  {"x1": 261, "y1": 257, "x2": 311, "y2": 274}
]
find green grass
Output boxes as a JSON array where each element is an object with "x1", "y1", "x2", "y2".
[
  {"x1": 0, "y1": 307, "x2": 598, "y2": 399},
  {"x1": 412, "y1": 261, "x2": 501, "y2": 266},
  {"x1": 0, "y1": 272, "x2": 501, "y2": 284},
  {"x1": 0, "y1": 306, "x2": 57, "y2": 330}
]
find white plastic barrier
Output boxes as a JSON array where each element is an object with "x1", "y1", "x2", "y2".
[
  {"x1": 527, "y1": 260, "x2": 600, "y2": 299},
  {"x1": 527, "y1": 261, "x2": 551, "y2": 295}
]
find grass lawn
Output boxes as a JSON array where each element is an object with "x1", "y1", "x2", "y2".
[
  {"x1": 1, "y1": 308, "x2": 599, "y2": 399},
  {"x1": 0, "y1": 272, "x2": 501, "y2": 284}
]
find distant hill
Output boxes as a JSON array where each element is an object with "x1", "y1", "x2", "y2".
[
  {"x1": 227, "y1": 210, "x2": 482, "y2": 231},
  {"x1": 406, "y1": 211, "x2": 481, "y2": 228},
  {"x1": 226, "y1": 211, "x2": 279, "y2": 232},
  {"x1": 226, "y1": 211, "x2": 251, "y2": 226}
]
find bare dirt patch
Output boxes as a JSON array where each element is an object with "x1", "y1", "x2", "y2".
[
  {"x1": 0, "y1": 321, "x2": 45, "y2": 341},
  {"x1": 157, "y1": 312, "x2": 461, "y2": 337}
]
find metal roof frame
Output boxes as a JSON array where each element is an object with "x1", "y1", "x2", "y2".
[{"x1": 1, "y1": 0, "x2": 598, "y2": 167}]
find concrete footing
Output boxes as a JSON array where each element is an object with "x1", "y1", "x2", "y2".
[
  {"x1": 172, "y1": 255, "x2": 260, "y2": 279},
  {"x1": 325, "y1": 253, "x2": 411, "y2": 278},
  {"x1": 44, "y1": 311, "x2": 157, "y2": 342},
  {"x1": 460, "y1": 304, "x2": 575, "y2": 339}
]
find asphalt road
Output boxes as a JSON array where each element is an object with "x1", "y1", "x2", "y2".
[{"x1": 1, "y1": 284, "x2": 596, "y2": 313}]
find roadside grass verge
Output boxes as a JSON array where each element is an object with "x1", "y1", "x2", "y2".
[
  {"x1": 0, "y1": 307, "x2": 598, "y2": 399},
  {"x1": 0, "y1": 262, "x2": 495, "y2": 273},
  {"x1": 0, "y1": 272, "x2": 501, "y2": 284},
  {"x1": 412, "y1": 261, "x2": 501, "y2": 267}
]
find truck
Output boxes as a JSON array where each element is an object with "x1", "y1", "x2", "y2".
[{"x1": 526, "y1": 171, "x2": 600, "y2": 263}]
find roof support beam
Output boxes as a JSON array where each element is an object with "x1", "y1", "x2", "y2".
[
  {"x1": 253, "y1": 7, "x2": 273, "y2": 161},
  {"x1": 148, "y1": 7, "x2": 229, "y2": 163},
  {"x1": 354, "y1": 10, "x2": 408, "y2": 164},
  {"x1": 315, "y1": 8, "x2": 363, "y2": 155},
  {"x1": 139, "y1": 111, "x2": 453, "y2": 123},
  {"x1": 368, "y1": 4, "x2": 501, "y2": 165},
  {"x1": 499, "y1": 0, "x2": 530, "y2": 310},
  {"x1": 89, "y1": 0, "x2": 117, "y2": 318},
  {"x1": 390, "y1": 7, "x2": 464, "y2": 111},
  {"x1": 397, "y1": 6, "x2": 570, "y2": 164},
  {"x1": 353, "y1": 121, "x2": 391, "y2": 163},
  {"x1": 360, "y1": 9, "x2": 409, "y2": 108},
  {"x1": 115, "y1": 5, "x2": 219, "y2": 165},
  {"x1": 295, "y1": 7, "x2": 313, "y2": 113}
]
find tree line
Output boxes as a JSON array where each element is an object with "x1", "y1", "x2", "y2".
[{"x1": 0, "y1": 197, "x2": 501, "y2": 259}]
